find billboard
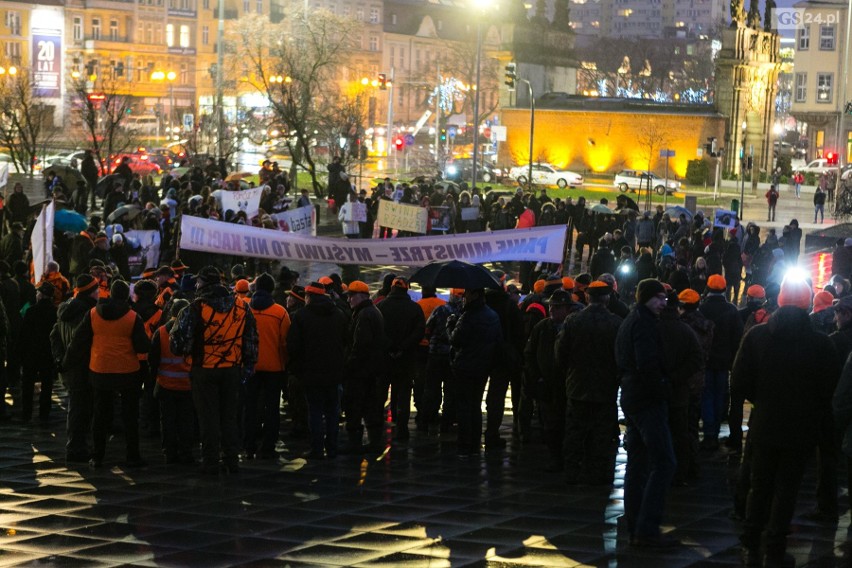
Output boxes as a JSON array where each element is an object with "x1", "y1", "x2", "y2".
[{"x1": 32, "y1": 16, "x2": 62, "y2": 98}]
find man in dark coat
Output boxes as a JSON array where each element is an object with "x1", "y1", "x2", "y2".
[
  {"x1": 343, "y1": 280, "x2": 385, "y2": 454},
  {"x1": 288, "y1": 282, "x2": 348, "y2": 459},
  {"x1": 615, "y1": 278, "x2": 678, "y2": 548},
  {"x1": 80, "y1": 150, "x2": 100, "y2": 211},
  {"x1": 698, "y1": 274, "x2": 743, "y2": 451},
  {"x1": 50, "y1": 275, "x2": 99, "y2": 462},
  {"x1": 376, "y1": 278, "x2": 424, "y2": 441},
  {"x1": 555, "y1": 282, "x2": 622, "y2": 482},
  {"x1": 20, "y1": 282, "x2": 56, "y2": 422},
  {"x1": 733, "y1": 276, "x2": 838, "y2": 566},
  {"x1": 0, "y1": 223, "x2": 24, "y2": 266},
  {"x1": 448, "y1": 288, "x2": 502, "y2": 458}
]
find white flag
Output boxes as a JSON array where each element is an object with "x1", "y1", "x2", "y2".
[
  {"x1": 32, "y1": 201, "x2": 55, "y2": 285},
  {"x1": 0, "y1": 162, "x2": 9, "y2": 190}
]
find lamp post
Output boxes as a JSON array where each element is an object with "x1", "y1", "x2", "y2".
[
  {"x1": 470, "y1": 0, "x2": 492, "y2": 192},
  {"x1": 151, "y1": 70, "x2": 176, "y2": 139},
  {"x1": 740, "y1": 119, "x2": 747, "y2": 218}
]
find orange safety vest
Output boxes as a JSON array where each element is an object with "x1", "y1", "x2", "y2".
[
  {"x1": 136, "y1": 309, "x2": 163, "y2": 362},
  {"x1": 251, "y1": 303, "x2": 290, "y2": 372},
  {"x1": 199, "y1": 301, "x2": 249, "y2": 369},
  {"x1": 89, "y1": 308, "x2": 141, "y2": 374},
  {"x1": 156, "y1": 279, "x2": 177, "y2": 308},
  {"x1": 417, "y1": 297, "x2": 446, "y2": 346},
  {"x1": 156, "y1": 326, "x2": 191, "y2": 391}
]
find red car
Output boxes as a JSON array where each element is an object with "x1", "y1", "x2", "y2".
[{"x1": 111, "y1": 153, "x2": 162, "y2": 176}]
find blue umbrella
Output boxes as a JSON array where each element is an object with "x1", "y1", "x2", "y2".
[{"x1": 54, "y1": 208, "x2": 87, "y2": 233}]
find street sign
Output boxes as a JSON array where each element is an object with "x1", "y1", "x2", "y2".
[
  {"x1": 404, "y1": 133, "x2": 415, "y2": 146},
  {"x1": 183, "y1": 113, "x2": 194, "y2": 132},
  {"x1": 447, "y1": 126, "x2": 457, "y2": 139},
  {"x1": 660, "y1": 149, "x2": 675, "y2": 157},
  {"x1": 491, "y1": 125, "x2": 507, "y2": 142}
]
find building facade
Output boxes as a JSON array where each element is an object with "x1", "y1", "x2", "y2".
[
  {"x1": 789, "y1": 0, "x2": 850, "y2": 162},
  {"x1": 569, "y1": 0, "x2": 726, "y2": 38}
]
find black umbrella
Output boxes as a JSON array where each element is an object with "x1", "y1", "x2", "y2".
[
  {"x1": 409, "y1": 260, "x2": 502, "y2": 290},
  {"x1": 96, "y1": 174, "x2": 121, "y2": 198}
]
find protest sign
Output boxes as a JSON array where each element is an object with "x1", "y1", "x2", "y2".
[
  {"x1": 377, "y1": 200, "x2": 428, "y2": 234},
  {"x1": 125, "y1": 230, "x2": 161, "y2": 273},
  {"x1": 461, "y1": 207, "x2": 479, "y2": 221},
  {"x1": 180, "y1": 215, "x2": 567, "y2": 266},
  {"x1": 220, "y1": 187, "x2": 263, "y2": 219},
  {"x1": 346, "y1": 202, "x2": 367, "y2": 223},
  {"x1": 430, "y1": 206, "x2": 451, "y2": 232},
  {"x1": 271, "y1": 205, "x2": 316, "y2": 236},
  {"x1": 714, "y1": 209, "x2": 737, "y2": 230}
]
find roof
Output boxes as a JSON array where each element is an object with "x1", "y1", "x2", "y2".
[{"x1": 529, "y1": 96, "x2": 723, "y2": 116}]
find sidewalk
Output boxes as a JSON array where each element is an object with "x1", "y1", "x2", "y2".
[{"x1": 0, "y1": 383, "x2": 848, "y2": 567}]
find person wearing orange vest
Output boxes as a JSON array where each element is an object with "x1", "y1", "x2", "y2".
[
  {"x1": 89, "y1": 262, "x2": 110, "y2": 300},
  {"x1": 414, "y1": 286, "x2": 445, "y2": 431},
  {"x1": 133, "y1": 279, "x2": 163, "y2": 438},
  {"x1": 37, "y1": 261, "x2": 70, "y2": 307},
  {"x1": 64, "y1": 280, "x2": 150, "y2": 469},
  {"x1": 149, "y1": 299, "x2": 194, "y2": 465},
  {"x1": 170, "y1": 265, "x2": 258, "y2": 474},
  {"x1": 154, "y1": 266, "x2": 178, "y2": 308},
  {"x1": 244, "y1": 273, "x2": 290, "y2": 459}
]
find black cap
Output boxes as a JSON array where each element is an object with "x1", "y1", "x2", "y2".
[
  {"x1": 111, "y1": 280, "x2": 131, "y2": 301},
  {"x1": 198, "y1": 266, "x2": 222, "y2": 285},
  {"x1": 255, "y1": 273, "x2": 275, "y2": 293}
]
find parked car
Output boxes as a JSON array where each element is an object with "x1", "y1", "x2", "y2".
[
  {"x1": 508, "y1": 163, "x2": 583, "y2": 188},
  {"x1": 614, "y1": 170, "x2": 681, "y2": 195},
  {"x1": 799, "y1": 158, "x2": 838, "y2": 175},
  {"x1": 444, "y1": 158, "x2": 503, "y2": 183}
]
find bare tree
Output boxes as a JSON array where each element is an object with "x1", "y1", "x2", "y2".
[
  {"x1": 67, "y1": 76, "x2": 135, "y2": 174},
  {"x1": 233, "y1": 7, "x2": 361, "y2": 197},
  {"x1": 0, "y1": 66, "x2": 59, "y2": 176}
]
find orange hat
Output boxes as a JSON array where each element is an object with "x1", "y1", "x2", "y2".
[
  {"x1": 391, "y1": 277, "x2": 409, "y2": 289},
  {"x1": 562, "y1": 277, "x2": 575, "y2": 290},
  {"x1": 778, "y1": 277, "x2": 812, "y2": 310},
  {"x1": 234, "y1": 279, "x2": 250, "y2": 293},
  {"x1": 450, "y1": 288, "x2": 465, "y2": 296},
  {"x1": 587, "y1": 280, "x2": 612, "y2": 296},
  {"x1": 813, "y1": 291, "x2": 834, "y2": 313},
  {"x1": 525, "y1": 303, "x2": 546, "y2": 318},
  {"x1": 347, "y1": 280, "x2": 370, "y2": 294},
  {"x1": 533, "y1": 279, "x2": 546, "y2": 294},
  {"x1": 678, "y1": 288, "x2": 701, "y2": 305},
  {"x1": 305, "y1": 282, "x2": 326, "y2": 295},
  {"x1": 746, "y1": 284, "x2": 766, "y2": 299},
  {"x1": 707, "y1": 274, "x2": 727, "y2": 291},
  {"x1": 318, "y1": 276, "x2": 333, "y2": 285}
]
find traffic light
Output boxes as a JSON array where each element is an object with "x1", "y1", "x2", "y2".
[
  {"x1": 394, "y1": 137, "x2": 404, "y2": 152},
  {"x1": 746, "y1": 156, "x2": 753, "y2": 170},
  {"x1": 378, "y1": 73, "x2": 387, "y2": 90},
  {"x1": 504, "y1": 62, "x2": 517, "y2": 90},
  {"x1": 827, "y1": 151, "x2": 839, "y2": 166},
  {"x1": 440, "y1": 129, "x2": 446, "y2": 141}
]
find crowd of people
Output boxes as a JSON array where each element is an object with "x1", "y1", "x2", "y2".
[{"x1": 0, "y1": 158, "x2": 850, "y2": 566}]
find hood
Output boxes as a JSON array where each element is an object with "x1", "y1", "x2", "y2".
[
  {"x1": 58, "y1": 295, "x2": 97, "y2": 323},
  {"x1": 385, "y1": 287, "x2": 412, "y2": 302},
  {"x1": 197, "y1": 284, "x2": 236, "y2": 313},
  {"x1": 306, "y1": 294, "x2": 337, "y2": 315},
  {"x1": 768, "y1": 305, "x2": 812, "y2": 338},
  {"x1": 250, "y1": 289, "x2": 275, "y2": 311},
  {"x1": 95, "y1": 298, "x2": 133, "y2": 320}
]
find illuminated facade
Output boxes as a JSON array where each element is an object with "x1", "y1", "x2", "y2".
[{"x1": 569, "y1": 0, "x2": 726, "y2": 38}]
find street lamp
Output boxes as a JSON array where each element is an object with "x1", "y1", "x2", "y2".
[
  {"x1": 151, "y1": 70, "x2": 177, "y2": 139},
  {"x1": 470, "y1": 0, "x2": 492, "y2": 192},
  {"x1": 740, "y1": 119, "x2": 747, "y2": 218}
]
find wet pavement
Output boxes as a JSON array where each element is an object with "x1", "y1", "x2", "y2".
[{"x1": 0, "y1": 383, "x2": 849, "y2": 567}]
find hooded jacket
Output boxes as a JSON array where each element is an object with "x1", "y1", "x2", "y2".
[
  {"x1": 170, "y1": 284, "x2": 258, "y2": 371},
  {"x1": 345, "y1": 298, "x2": 385, "y2": 379},
  {"x1": 377, "y1": 287, "x2": 424, "y2": 358},
  {"x1": 21, "y1": 297, "x2": 56, "y2": 371},
  {"x1": 734, "y1": 307, "x2": 838, "y2": 449},
  {"x1": 287, "y1": 294, "x2": 348, "y2": 385},
  {"x1": 250, "y1": 290, "x2": 290, "y2": 373},
  {"x1": 449, "y1": 296, "x2": 502, "y2": 375},
  {"x1": 658, "y1": 307, "x2": 704, "y2": 408},
  {"x1": 63, "y1": 298, "x2": 150, "y2": 389},
  {"x1": 50, "y1": 294, "x2": 97, "y2": 378},
  {"x1": 616, "y1": 303, "x2": 669, "y2": 413}
]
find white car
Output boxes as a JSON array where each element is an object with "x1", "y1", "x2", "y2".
[
  {"x1": 508, "y1": 163, "x2": 583, "y2": 188},
  {"x1": 614, "y1": 170, "x2": 681, "y2": 195},
  {"x1": 799, "y1": 159, "x2": 838, "y2": 175}
]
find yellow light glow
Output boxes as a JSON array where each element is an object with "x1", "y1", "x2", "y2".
[
  {"x1": 361, "y1": 77, "x2": 369, "y2": 85},
  {"x1": 166, "y1": 71, "x2": 176, "y2": 81}
]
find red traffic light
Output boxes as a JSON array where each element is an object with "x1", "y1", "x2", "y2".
[
  {"x1": 827, "y1": 151, "x2": 838, "y2": 165},
  {"x1": 393, "y1": 137, "x2": 404, "y2": 151}
]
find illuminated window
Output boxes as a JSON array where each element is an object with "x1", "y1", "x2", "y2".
[
  {"x1": 180, "y1": 24, "x2": 190, "y2": 47},
  {"x1": 817, "y1": 72, "x2": 832, "y2": 102},
  {"x1": 166, "y1": 23, "x2": 174, "y2": 46},
  {"x1": 617, "y1": 9, "x2": 632, "y2": 16}
]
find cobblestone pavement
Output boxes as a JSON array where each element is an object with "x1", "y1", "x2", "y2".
[{"x1": 0, "y1": 383, "x2": 849, "y2": 567}]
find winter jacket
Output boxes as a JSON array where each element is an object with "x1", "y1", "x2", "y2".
[
  {"x1": 733, "y1": 306, "x2": 837, "y2": 449},
  {"x1": 637, "y1": 218, "x2": 656, "y2": 244},
  {"x1": 484, "y1": 288, "x2": 524, "y2": 370},
  {"x1": 615, "y1": 303, "x2": 669, "y2": 413},
  {"x1": 449, "y1": 297, "x2": 502, "y2": 375},
  {"x1": 250, "y1": 290, "x2": 291, "y2": 373},
  {"x1": 680, "y1": 307, "x2": 714, "y2": 393},
  {"x1": 64, "y1": 298, "x2": 150, "y2": 390},
  {"x1": 834, "y1": 244, "x2": 852, "y2": 279},
  {"x1": 0, "y1": 232, "x2": 22, "y2": 265},
  {"x1": 699, "y1": 293, "x2": 743, "y2": 371},
  {"x1": 377, "y1": 287, "x2": 425, "y2": 359},
  {"x1": 812, "y1": 308, "x2": 837, "y2": 336},
  {"x1": 170, "y1": 284, "x2": 258, "y2": 371},
  {"x1": 833, "y1": 352, "x2": 852, "y2": 456},
  {"x1": 831, "y1": 323, "x2": 852, "y2": 368},
  {"x1": 425, "y1": 300, "x2": 460, "y2": 356},
  {"x1": 658, "y1": 309, "x2": 704, "y2": 408},
  {"x1": 287, "y1": 294, "x2": 348, "y2": 385},
  {"x1": 20, "y1": 298, "x2": 56, "y2": 372},
  {"x1": 345, "y1": 298, "x2": 385, "y2": 380},
  {"x1": 556, "y1": 303, "x2": 622, "y2": 403},
  {"x1": 50, "y1": 295, "x2": 97, "y2": 379},
  {"x1": 524, "y1": 317, "x2": 562, "y2": 400}
]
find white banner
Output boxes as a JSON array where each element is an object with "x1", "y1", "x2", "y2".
[
  {"x1": 180, "y1": 215, "x2": 567, "y2": 266},
  {"x1": 32, "y1": 201, "x2": 55, "y2": 284},
  {"x1": 377, "y1": 200, "x2": 428, "y2": 234},
  {"x1": 220, "y1": 187, "x2": 263, "y2": 219},
  {"x1": 271, "y1": 205, "x2": 316, "y2": 236},
  {"x1": 125, "y1": 229, "x2": 161, "y2": 272},
  {"x1": 0, "y1": 162, "x2": 9, "y2": 190}
]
